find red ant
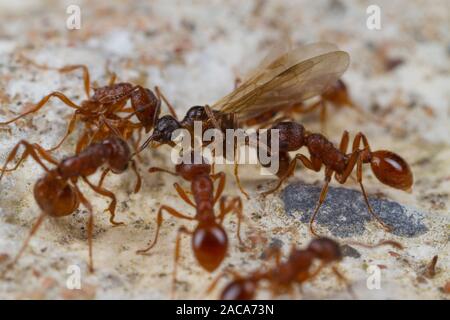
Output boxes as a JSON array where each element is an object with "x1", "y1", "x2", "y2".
[
  {"x1": 136, "y1": 152, "x2": 246, "y2": 296},
  {"x1": 0, "y1": 136, "x2": 141, "y2": 272},
  {"x1": 208, "y1": 237, "x2": 403, "y2": 299},
  {"x1": 134, "y1": 43, "x2": 353, "y2": 199},
  {"x1": 253, "y1": 121, "x2": 413, "y2": 236},
  {"x1": 0, "y1": 57, "x2": 176, "y2": 154}
]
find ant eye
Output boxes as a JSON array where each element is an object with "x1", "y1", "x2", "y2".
[{"x1": 370, "y1": 150, "x2": 413, "y2": 191}]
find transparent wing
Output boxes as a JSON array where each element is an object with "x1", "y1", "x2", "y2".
[{"x1": 212, "y1": 42, "x2": 350, "y2": 120}]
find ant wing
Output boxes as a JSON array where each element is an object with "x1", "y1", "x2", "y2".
[
  {"x1": 242, "y1": 41, "x2": 337, "y2": 85},
  {"x1": 211, "y1": 43, "x2": 350, "y2": 121}
]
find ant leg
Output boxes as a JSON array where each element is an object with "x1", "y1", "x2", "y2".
[
  {"x1": 339, "y1": 130, "x2": 349, "y2": 153},
  {"x1": 97, "y1": 168, "x2": 110, "y2": 189},
  {"x1": 334, "y1": 146, "x2": 391, "y2": 231},
  {"x1": 262, "y1": 153, "x2": 321, "y2": 196},
  {"x1": 75, "y1": 130, "x2": 91, "y2": 154},
  {"x1": 130, "y1": 160, "x2": 142, "y2": 193},
  {"x1": 331, "y1": 266, "x2": 356, "y2": 299},
  {"x1": 309, "y1": 168, "x2": 333, "y2": 237},
  {"x1": 351, "y1": 132, "x2": 371, "y2": 152},
  {"x1": 74, "y1": 185, "x2": 95, "y2": 272},
  {"x1": 0, "y1": 92, "x2": 80, "y2": 125},
  {"x1": 57, "y1": 65, "x2": 91, "y2": 98},
  {"x1": 344, "y1": 239, "x2": 403, "y2": 250},
  {"x1": 334, "y1": 150, "x2": 359, "y2": 185},
  {"x1": 211, "y1": 148, "x2": 216, "y2": 175},
  {"x1": 130, "y1": 129, "x2": 144, "y2": 162},
  {"x1": 172, "y1": 226, "x2": 193, "y2": 298},
  {"x1": 154, "y1": 86, "x2": 178, "y2": 120},
  {"x1": 204, "y1": 105, "x2": 221, "y2": 130},
  {"x1": 82, "y1": 176, "x2": 123, "y2": 226},
  {"x1": 173, "y1": 182, "x2": 195, "y2": 208},
  {"x1": 0, "y1": 141, "x2": 57, "y2": 182},
  {"x1": 233, "y1": 144, "x2": 250, "y2": 199},
  {"x1": 136, "y1": 205, "x2": 194, "y2": 254},
  {"x1": 20, "y1": 56, "x2": 91, "y2": 98},
  {"x1": 99, "y1": 115, "x2": 122, "y2": 138},
  {"x1": 47, "y1": 111, "x2": 79, "y2": 152},
  {"x1": 108, "y1": 72, "x2": 117, "y2": 86},
  {"x1": 356, "y1": 156, "x2": 392, "y2": 232},
  {"x1": 210, "y1": 171, "x2": 226, "y2": 204},
  {"x1": 218, "y1": 196, "x2": 245, "y2": 245},
  {"x1": 2, "y1": 212, "x2": 47, "y2": 274},
  {"x1": 148, "y1": 166, "x2": 178, "y2": 176}
]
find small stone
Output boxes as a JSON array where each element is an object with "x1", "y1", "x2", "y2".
[{"x1": 281, "y1": 182, "x2": 428, "y2": 237}]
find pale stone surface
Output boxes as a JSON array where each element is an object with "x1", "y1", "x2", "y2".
[{"x1": 0, "y1": 0, "x2": 448, "y2": 299}]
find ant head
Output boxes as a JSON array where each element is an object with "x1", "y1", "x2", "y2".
[
  {"x1": 131, "y1": 86, "x2": 161, "y2": 133},
  {"x1": 193, "y1": 223, "x2": 228, "y2": 272},
  {"x1": 105, "y1": 137, "x2": 131, "y2": 174},
  {"x1": 34, "y1": 173, "x2": 79, "y2": 217},
  {"x1": 370, "y1": 150, "x2": 413, "y2": 192},
  {"x1": 270, "y1": 121, "x2": 305, "y2": 152},
  {"x1": 307, "y1": 237, "x2": 342, "y2": 263},
  {"x1": 220, "y1": 278, "x2": 257, "y2": 300},
  {"x1": 151, "y1": 115, "x2": 181, "y2": 144},
  {"x1": 175, "y1": 153, "x2": 211, "y2": 181}
]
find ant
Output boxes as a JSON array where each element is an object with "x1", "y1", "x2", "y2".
[
  {"x1": 137, "y1": 104, "x2": 247, "y2": 196},
  {"x1": 136, "y1": 43, "x2": 351, "y2": 198},
  {"x1": 252, "y1": 121, "x2": 413, "y2": 236},
  {"x1": 136, "y1": 152, "x2": 246, "y2": 296},
  {"x1": 0, "y1": 57, "x2": 176, "y2": 154},
  {"x1": 0, "y1": 136, "x2": 141, "y2": 272},
  {"x1": 208, "y1": 237, "x2": 403, "y2": 299}
]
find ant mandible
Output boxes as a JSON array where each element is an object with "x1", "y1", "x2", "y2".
[
  {"x1": 136, "y1": 152, "x2": 246, "y2": 296},
  {"x1": 0, "y1": 136, "x2": 141, "y2": 272},
  {"x1": 257, "y1": 121, "x2": 413, "y2": 236},
  {"x1": 0, "y1": 57, "x2": 176, "y2": 154}
]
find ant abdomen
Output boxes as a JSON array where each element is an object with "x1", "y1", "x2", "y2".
[
  {"x1": 220, "y1": 278, "x2": 257, "y2": 300},
  {"x1": 34, "y1": 173, "x2": 79, "y2": 217},
  {"x1": 192, "y1": 223, "x2": 228, "y2": 272},
  {"x1": 370, "y1": 150, "x2": 413, "y2": 191}
]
